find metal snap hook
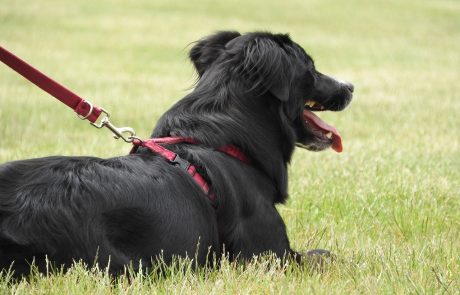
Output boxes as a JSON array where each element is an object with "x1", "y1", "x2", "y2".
[{"x1": 90, "y1": 108, "x2": 136, "y2": 143}]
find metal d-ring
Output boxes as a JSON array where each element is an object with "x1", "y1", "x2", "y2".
[{"x1": 76, "y1": 101, "x2": 94, "y2": 120}]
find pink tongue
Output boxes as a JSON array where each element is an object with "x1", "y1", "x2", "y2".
[{"x1": 303, "y1": 109, "x2": 343, "y2": 152}]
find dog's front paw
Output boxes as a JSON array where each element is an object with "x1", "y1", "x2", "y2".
[{"x1": 303, "y1": 249, "x2": 334, "y2": 270}]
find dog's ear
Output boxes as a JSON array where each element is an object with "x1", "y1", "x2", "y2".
[
  {"x1": 190, "y1": 31, "x2": 241, "y2": 77},
  {"x1": 235, "y1": 34, "x2": 293, "y2": 101}
]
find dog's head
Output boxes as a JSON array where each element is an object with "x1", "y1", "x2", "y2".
[{"x1": 189, "y1": 31, "x2": 353, "y2": 153}]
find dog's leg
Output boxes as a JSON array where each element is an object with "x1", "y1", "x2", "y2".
[
  {"x1": 223, "y1": 204, "x2": 294, "y2": 260},
  {"x1": 223, "y1": 204, "x2": 332, "y2": 268}
]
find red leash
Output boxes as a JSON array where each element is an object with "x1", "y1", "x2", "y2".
[
  {"x1": 0, "y1": 45, "x2": 135, "y2": 142},
  {"x1": 0, "y1": 45, "x2": 250, "y2": 202},
  {"x1": 0, "y1": 46, "x2": 103, "y2": 123}
]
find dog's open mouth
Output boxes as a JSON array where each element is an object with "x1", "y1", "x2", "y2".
[{"x1": 303, "y1": 99, "x2": 342, "y2": 153}]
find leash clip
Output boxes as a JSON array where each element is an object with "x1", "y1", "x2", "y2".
[{"x1": 91, "y1": 109, "x2": 136, "y2": 143}]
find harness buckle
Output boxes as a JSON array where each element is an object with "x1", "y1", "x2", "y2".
[
  {"x1": 171, "y1": 154, "x2": 191, "y2": 171},
  {"x1": 90, "y1": 108, "x2": 136, "y2": 143}
]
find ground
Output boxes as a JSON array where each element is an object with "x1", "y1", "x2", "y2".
[{"x1": 0, "y1": 0, "x2": 459, "y2": 293}]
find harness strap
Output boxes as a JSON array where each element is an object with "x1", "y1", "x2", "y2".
[
  {"x1": 141, "y1": 139, "x2": 213, "y2": 198},
  {"x1": 0, "y1": 46, "x2": 103, "y2": 123},
  {"x1": 219, "y1": 145, "x2": 250, "y2": 164},
  {"x1": 131, "y1": 137, "x2": 250, "y2": 202}
]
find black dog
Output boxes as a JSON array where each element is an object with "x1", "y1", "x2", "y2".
[{"x1": 0, "y1": 31, "x2": 353, "y2": 276}]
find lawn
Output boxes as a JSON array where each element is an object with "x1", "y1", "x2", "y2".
[{"x1": 1, "y1": 0, "x2": 459, "y2": 293}]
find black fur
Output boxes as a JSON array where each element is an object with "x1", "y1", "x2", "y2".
[{"x1": 0, "y1": 31, "x2": 353, "y2": 276}]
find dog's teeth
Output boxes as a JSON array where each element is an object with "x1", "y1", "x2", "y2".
[
  {"x1": 319, "y1": 105, "x2": 325, "y2": 110},
  {"x1": 305, "y1": 100, "x2": 316, "y2": 107},
  {"x1": 325, "y1": 132, "x2": 333, "y2": 139}
]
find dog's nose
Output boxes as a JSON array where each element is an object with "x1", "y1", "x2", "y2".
[
  {"x1": 336, "y1": 78, "x2": 354, "y2": 93},
  {"x1": 344, "y1": 82, "x2": 354, "y2": 93}
]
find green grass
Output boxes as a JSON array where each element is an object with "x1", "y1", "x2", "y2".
[{"x1": 1, "y1": 0, "x2": 459, "y2": 293}]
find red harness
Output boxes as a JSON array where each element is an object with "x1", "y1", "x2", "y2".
[{"x1": 130, "y1": 137, "x2": 250, "y2": 201}]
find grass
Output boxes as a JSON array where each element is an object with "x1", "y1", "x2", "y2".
[{"x1": 1, "y1": 0, "x2": 459, "y2": 293}]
